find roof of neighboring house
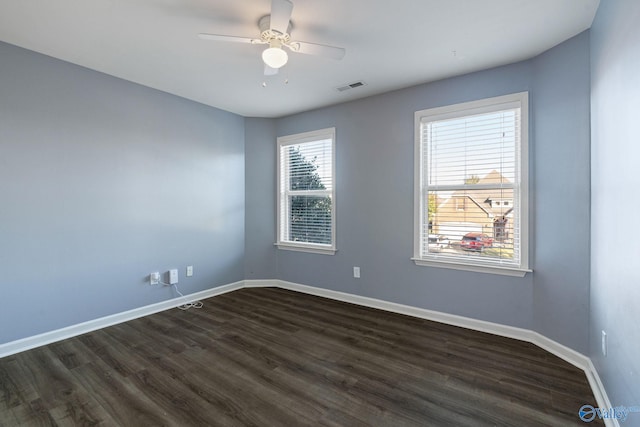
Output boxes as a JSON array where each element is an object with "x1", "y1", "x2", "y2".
[{"x1": 437, "y1": 170, "x2": 514, "y2": 219}]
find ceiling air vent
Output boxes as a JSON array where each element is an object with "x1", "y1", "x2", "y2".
[{"x1": 336, "y1": 81, "x2": 367, "y2": 92}]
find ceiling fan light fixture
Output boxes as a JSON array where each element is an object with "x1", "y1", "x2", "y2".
[
  {"x1": 199, "y1": 0, "x2": 346, "y2": 74},
  {"x1": 262, "y1": 45, "x2": 288, "y2": 69}
]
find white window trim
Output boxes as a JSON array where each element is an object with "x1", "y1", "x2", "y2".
[
  {"x1": 276, "y1": 127, "x2": 336, "y2": 255},
  {"x1": 413, "y1": 92, "x2": 531, "y2": 277}
]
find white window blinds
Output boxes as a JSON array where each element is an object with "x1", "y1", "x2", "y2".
[
  {"x1": 414, "y1": 93, "x2": 529, "y2": 275},
  {"x1": 277, "y1": 128, "x2": 335, "y2": 254}
]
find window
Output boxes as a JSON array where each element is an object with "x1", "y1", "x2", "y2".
[
  {"x1": 277, "y1": 128, "x2": 336, "y2": 254},
  {"x1": 413, "y1": 92, "x2": 530, "y2": 276}
]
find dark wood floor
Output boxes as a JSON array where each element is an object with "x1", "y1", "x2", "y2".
[{"x1": 0, "y1": 287, "x2": 602, "y2": 426}]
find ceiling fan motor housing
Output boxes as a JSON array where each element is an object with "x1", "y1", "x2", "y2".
[{"x1": 258, "y1": 15, "x2": 292, "y2": 44}]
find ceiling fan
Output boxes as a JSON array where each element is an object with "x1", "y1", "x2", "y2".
[{"x1": 199, "y1": 0, "x2": 346, "y2": 76}]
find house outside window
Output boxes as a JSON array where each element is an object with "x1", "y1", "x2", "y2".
[
  {"x1": 276, "y1": 128, "x2": 336, "y2": 255},
  {"x1": 413, "y1": 92, "x2": 530, "y2": 276}
]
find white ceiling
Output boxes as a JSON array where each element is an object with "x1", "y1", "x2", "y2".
[{"x1": 0, "y1": 0, "x2": 599, "y2": 118}]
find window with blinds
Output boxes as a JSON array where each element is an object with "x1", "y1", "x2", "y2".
[
  {"x1": 277, "y1": 128, "x2": 336, "y2": 254},
  {"x1": 413, "y1": 92, "x2": 530, "y2": 276}
]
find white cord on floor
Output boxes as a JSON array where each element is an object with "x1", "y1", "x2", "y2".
[
  {"x1": 158, "y1": 280, "x2": 203, "y2": 310},
  {"x1": 171, "y1": 283, "x2": 203, "y2": 310}
]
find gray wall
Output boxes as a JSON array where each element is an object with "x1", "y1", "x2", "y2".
[
  {"x1": 590, "y1": 0, "x2": 640, "y2": 407},
  {"x1": 532, "y1": 33, "x2": 592, "y2": 353},
  {"x1": 245, "y1": 32, "x2": 592, "y2": 353},
  {"x1": 244, "y1": 118, "x2": 277, "y2": 279},
  {"x1": 0, "y1": 41, "x2": 245, "y2": 344}
]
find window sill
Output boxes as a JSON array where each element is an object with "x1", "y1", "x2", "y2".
[
  {"x1": 275, "y1": 242, "x2": 336, "y2": 255},
  {"x1": 411, "y1": 258, "x2": 531, "y2": 277}
]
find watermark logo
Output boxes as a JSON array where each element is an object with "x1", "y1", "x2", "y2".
[
  {"x1": 579, "y1": 405, "x2": 597, "y2": 422},
  {"x1": 579, "y1": 404, "x2": 640, "y2": 423}
]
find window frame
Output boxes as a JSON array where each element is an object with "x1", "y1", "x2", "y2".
[
  {"x1": 413, "y1": 92, "x2": 531, "y2": 277},
  {"x1": 276, "y1": 127, "x2": 336, "y2": 255}
]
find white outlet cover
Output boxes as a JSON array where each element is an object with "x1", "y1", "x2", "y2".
[{"x1": 150, "y1": 272, "x2": 160, "y2": 285}]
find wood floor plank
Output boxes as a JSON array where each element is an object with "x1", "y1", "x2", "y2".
[
  {"x1": 48, "y1": 394, "x2": 115, "y2": 427},
  {"x1": 6, "y1": 401, "x2": 57, "y2": 427},
  {"x1": 130, "y1": 344, "x2": 268, "y2": 427},
  {"x1": 178, "y1": 344, "x2": 321, "y2": 426},
  {"x1": 0, "y1": 287, "x2": 603, "y2": 426},
  {"x1": 83, "y1": 330, "x2": 148, "y2": 379},
  {"x1": 11, "y1": 347, "x2": 86, "y2": 411},
  {"x1": 47, "y1": 340, "x2": 93, "y2": 372},
  {"x1": 69, "y1": 359, "x2": 184, "y2": 426},
  {"x1": 0, "y1": 362, "x2": 22, "y2": 412}
]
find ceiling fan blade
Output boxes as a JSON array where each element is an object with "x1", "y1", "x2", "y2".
[
  {"x1": 270, "y1": 0, "x2": 293, "y2": 34},
  {"x1": 264, "y1": 64, "x2": 279, "y2": 76},
  {"x1": 198, "y1": 33, "x2": 261, "y2": 44},
  {"x1": 287, "y1": 41, "x2": 346, "y2": 60}
]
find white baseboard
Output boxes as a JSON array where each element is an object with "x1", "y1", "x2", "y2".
[
  {"x1": 0, "y1": 278, "x2": 615, "y2": 426},
  {"x1": 244, "y1": 279, "x2": 280, "y2": 288},
  {"x1": 0, "y1": 281, "x2": 244, "y2": 359},
  {"x1": 584, "y1": 359, "x2": 619, "y2": 427}
]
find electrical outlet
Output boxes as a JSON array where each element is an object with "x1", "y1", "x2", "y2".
[
  {"x1": 602, "y1": 330, "x2": 607, "y2": 357},
  {"x1": 150, "y1": 272, "x2": 160, "y2": 285},
  {"x1": 353, "y1": 266, "x2": 361, "y2": 278},
  {"x1": 169, "y1": 269, "x2": 178, "y2": 285},
  {"x1": 186, "y1": 265, "x2": 193, "y2": 277}
]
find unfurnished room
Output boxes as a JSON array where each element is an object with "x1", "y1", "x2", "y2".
[{"x1": 0, "y1": 0, "x2": 638, "y2": 426}]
